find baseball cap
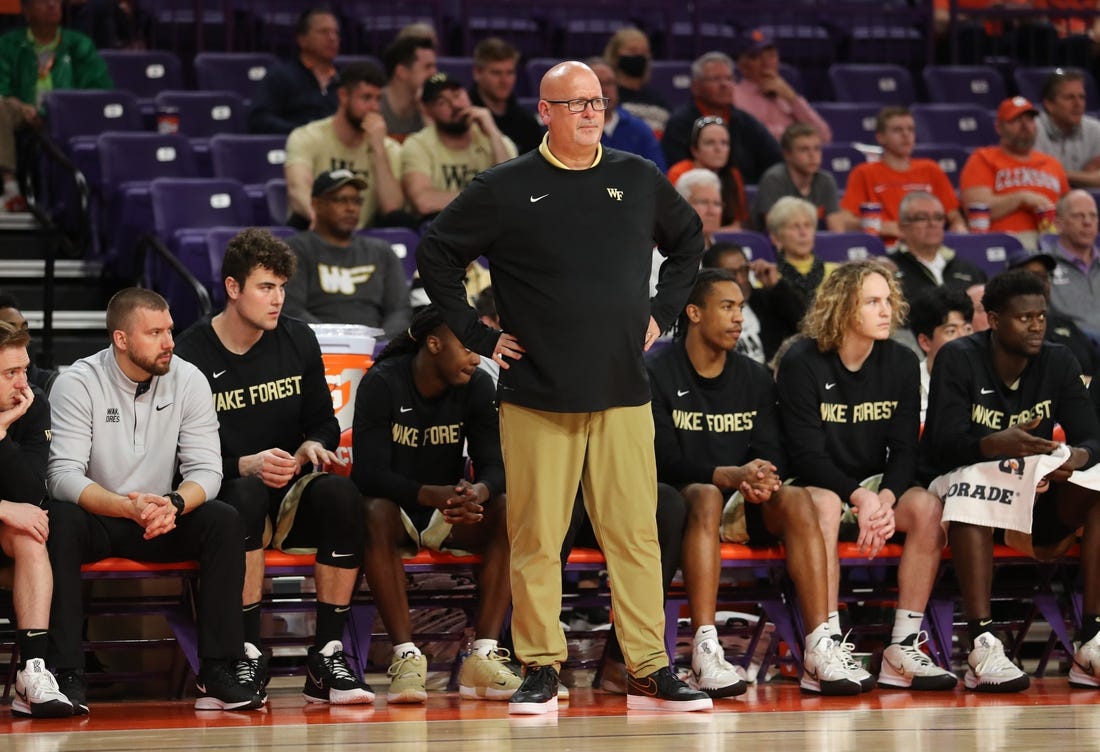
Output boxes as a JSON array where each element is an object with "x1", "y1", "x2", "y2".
[
  {"x1": 421, "y1": 72, "x2": 463, "y2": 103},
  {"x1": 311, "y1": 169, "x2": 368, "y2": 198},
  {"x1": 997, "y1": 96, "x2": 1039, "y2": 123},
  {"x1": 738, "y1": 29, "x2": 777, "y2": 57},
  {"x1": 1006, "y1": 247, "x2": 1056, "y2": 271}
]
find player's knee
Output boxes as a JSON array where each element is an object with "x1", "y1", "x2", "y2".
[
  {"x1": 809, "y1": 488, "x2": 842, "y2": 527},
  {"x1": 364, "y1": 497, "x2": 402, "y2": 545},
  {"x1": 684, "y1": 483, "x2": 723, "y2": 524},
  {"x1": 774, "y1": 486, "x2": 818, "y2": 531}
]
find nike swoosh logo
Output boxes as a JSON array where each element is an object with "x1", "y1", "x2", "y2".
[
  {"x1": 335, "y1": 606, "x2": 350, "y2": 613},
  {"x1": 156, "y1": 403, "x2": 172, "y2": 411},
  {"x1": 980, "y1": 388, "x2": 994, "y2": 394},
  {"x1": 399, "y1": 406, "x2": 413, "y2": 413},
  {"x1": 676, "y1": 389, "x2": 689, "y2": 397},
  {"x1": 307, "y1": 668, "x2": 324, "y2": 688},
  {"x1": 24, "y1": 630, "x2": 47, "y2": 638},
  {"x1": 213, "y1": 370, "x2": 227, "y2": 379},
  {"x1": 825, "y1": 382, "x2": 836, "y2": 390},
  {"x1": 1074, "y1": 658, "x2": 1097, "y2": 675},
  {"x1": 196, "y1": 683, "x2": 206, "y2": 692},
  {"x1": 331, "y1": 552, "x2": 354, "y2": 558},
  {"x1": 530, "y1": 193, "x2": 549, "y2": 203}
]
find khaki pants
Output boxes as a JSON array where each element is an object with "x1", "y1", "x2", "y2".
[{"x1": 499, "y1": 401, "x2": 667, "y2": 676}]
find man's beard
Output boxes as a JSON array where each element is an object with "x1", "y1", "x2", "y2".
[
  {"x1": 130, "y1": 350, "x2": 171, "y2": 376},
  {"x1": 437, "y1": 118, "x2": 471, "y2": 136}
]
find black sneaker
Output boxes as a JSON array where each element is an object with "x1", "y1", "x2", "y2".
[
  {"x1": 195, "y1": 661, "x2": 264, "y2": 711},
  {"x1": 234, "y1": 642, "x2": 271, "y2": 703},
  {"x1": 302, "y1": 640, "x2": 375, "y2": 705},
  {"x1": 508, "y1": 665, "x2": 559, "y2": 714},
  {"x1": 627, "y1": 666, "x2": 713, "y2": 711},
  {"x1": 55, "y1": 668, "x2": 89, "y2": 716}
]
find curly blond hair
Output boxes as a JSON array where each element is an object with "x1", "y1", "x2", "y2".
[{"x1": 801, "y1": 260, "x2": 907, "y2": 352}]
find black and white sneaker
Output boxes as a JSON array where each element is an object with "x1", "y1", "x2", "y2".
[
  {"x1": 508, "y1": 665, "x2": 560, "y2": 714},
  {"x1": 55, "y1": 668, "x2": 89, "y2": 716},
  {"x1": 12, "y1": 658, "x2": 74, "y2": 718},
  {"x1": 234, "y1": 642, "x2": 271, "y2": 703},
  {"x1": 626, "y1": 666, "x2": 713, "y2": 711},
  {"x1": 195, "y1": 662, "x2": 265, "y2": 710},
  {"x1": 303, "y1": 640, "x2": 375, "y2": 705}
]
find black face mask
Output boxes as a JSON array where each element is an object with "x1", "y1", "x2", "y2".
[{"x1": 617, "y1": 54, "x2": 648, "y2": 78}]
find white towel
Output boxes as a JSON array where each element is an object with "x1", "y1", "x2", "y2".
[
  {"x1": 929, "y1": 446, "x2": 1070, "y2": 534},
  {"x1": 1068, "y1": 463, "x2": 1100, "y2": 492}
]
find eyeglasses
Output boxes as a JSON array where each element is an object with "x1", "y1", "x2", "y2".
[
  {"x1": 542, "y1": 97, "x2": 609, "y2": 113},
  {"x1": 902, "y1": 213, "x2": 946, "y2": 225},
  {"x1": 322, "y1": 195, "x2": 364, "y2": 207}
]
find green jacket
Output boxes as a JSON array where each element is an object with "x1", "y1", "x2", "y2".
[{"x1": 0, "y1": 27, "x2": 112, "y2": 106}]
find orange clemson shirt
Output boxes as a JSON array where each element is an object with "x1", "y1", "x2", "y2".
[{"x1": 959, "y1": 147, "x2": 1069, "y2": 233}]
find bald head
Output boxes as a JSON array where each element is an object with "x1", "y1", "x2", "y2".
[
  {"x1": 539, "y1": 61, "x2": 599, "y2": 100},
  {"x1": 537, "y1": 61, "x2": 605, "y2": 163}
]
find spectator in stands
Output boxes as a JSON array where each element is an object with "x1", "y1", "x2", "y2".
[
  {"x1": 1034, "y1": 68, "x2": 1100, "y2": 188},
  {"x1": 767, "y1": 196, "x2": 836, "y2": 302},
  {"x1": 380, "y1": 35, "x2": 437, "y2": 142},
  {"x1": 602, "y1": 27, "x2": 669, "y2": 137},
  {"x1": 967, "y1": 283, "x2": 990, "y2": 332},
  {"x1": 668, "y1": 117, "x2": 747, "y2": 230},
  {"x1": 732, "y1": 29, "x2": 832, "y2": 145},
  {"x1": 393, "y1": 21, "x2": 439, "y2": 50},
  {"x1": 701, "y1": 242, "x2": 806, "y2": 365},
  {"x1": 283, "y1": 170, "x2": 411, "y2": 339},
  {"x1": 0, "y1": 320, "x2": 72, "y2": 718},
  {"x1": 674, "y1": 169, "x2": 724, "y2": 246},
  {"x1": 888, "y1": 191, "x2": 988, "y2": 305},
  {"x1": 469, "y1": 37, "x2": 543, "y2": 155},
  {"x1": 0, "y1": 0, "x2": 112, "y2": 210},
  {"x1": 0, "y1": 292, "x2": 58, "y2": 394},
  {"x1": 649, "y1": 269, "x2": 855, "y2": 696},
  {"x1": 45, "y1": 289, "x2": 260, "y2": 714},
  {"x1": 662, "y1": 51, "x2": 782, "y2": 185},
  {"x1": 1007, "y1": 245, "x2": 1099, "y2": 375},
  {"x1": 778, "y1": 261, "x2": 957, "y2": 694},
  {"x1": 960, "y1": 96, "x2": 1070, "y2": 248},
  {"x1": 283, "y1": 61, "x2": 404, "y2": 231},
  {"x1": 840, "y1": 107, "x2": 967, "y2": 242},
  {"x1": 753, "y1": 123, "x2": 843, "y2": 232},
  {"x1": 401, "y1": 72, "x2": 516, "y2": 221},
  {"x1": 907, "y1": 286, "x2": 974, "y2": 422},
  {"x1": 1043, "y1": 188, "x2": 1100, "y2": 339},
  {"x1": 247, "y1": 7, "x2": 340, "y2": 135},
  {"x1": 351, "y1": 305, "x2": 521, "y2": 704},
  {"x1": 921, "y1": 269, "x2": 1100, "y2": 693},
  {"x1": 173, "y1": 229, "x2": 374, "y2": 707},
  {"x1": 589, "y1": 58, "x2": 665, "y2": 171}
]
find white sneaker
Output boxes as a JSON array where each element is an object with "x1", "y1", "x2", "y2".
[
  {"x1": 877, "y1": 632, "x2": 958, "y2": 690},
  {"x1": 964, "y1": 632, "x2": 1030, "y2": 692},
  {"x1": 386, "y1": 651, "x2": 428, "y2": 704},
  {"x1": 13, "y1": 658, "x2": 75, "y2": 718},
  {"x1": 1069, "y1": 632, "x2": 1100, "y2": 688},
  {"x1": 801, "y1": 635, "x2": 862, "y2": 696},
  {"x1": 835, "y1": 632, "x2": 876, "y2": 691},
  {"x1": 688, "y1": 637, "x2": 747, "y2": 698},
  {"x1": 458, "y1": 648, "x2": 522, "y2": 700}
]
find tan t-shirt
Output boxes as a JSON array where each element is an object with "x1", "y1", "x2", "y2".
[
  {"x1": 285, "y1": 115, "x2": 403, "y2": 228},
  {"x1": 400, "y1": 123, "x2": 517, "y2": 195}
]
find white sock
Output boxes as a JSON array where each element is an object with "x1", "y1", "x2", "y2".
[
  {"x1": 827, "y1": 610, "x2": 842, "y2": 637},
  {"x1": 471, "y1": 638, "x2": 497, "y2": 658},
  {"x1": 393, "y1": 642, "x2": 421, "y2": 659},
  {"x1": 694, "y1": 624, "x2": 718, "y2": 648},
  {"x1": 806, "y1": 621, "x2": 832, "y2": 647},
  {"x1": 891, "y1": 611, "x2": 925, "y2": 645}
]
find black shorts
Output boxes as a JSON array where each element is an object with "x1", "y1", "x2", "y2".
[{"x1": 1030, "y1": 484, "x2": 1080, "y2": 548}]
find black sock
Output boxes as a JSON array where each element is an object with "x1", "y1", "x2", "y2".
[
  {"x1": 16, "y1": 629, "x2": 47, "y2": 667},
  {"x1": 314, "y1": 602, "x2": 350, "y2": 652},
  {"x1": 1081, "y1": 613, "x2": 1100, "y2": 643},
  {"x1": 968, "y1": 618, "x2": 995, "y2": 644},
  {"x1": 242, "y1": 602, "x2": 262, "y2": 646}
]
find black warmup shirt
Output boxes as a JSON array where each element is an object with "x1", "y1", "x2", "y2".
[
  {"x1": 777, "y1": 337, "x2": 920, "y2": 500},
  {"x1": 174, "y1": 316, "x2": 340, "y2": 481},
  {"x1": 648, "y1": 340, "x2": 786, "y2": 487},
  {"x1": 0, "y1": 385, "x2": 49, "y2": 505},
  {"x1": 350, "y1": 353, "x2": 505, "y2": 529},
  {"x1": 920, "y1": 331, "x2": 1100, "y2": 480}
]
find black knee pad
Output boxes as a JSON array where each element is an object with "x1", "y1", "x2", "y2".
[
  {"x1": 218, "y1": 476, "x2": 270, "y2": 551},
  {"x1": 307, "y1": 475, "x2": 365, "y2": 569}
]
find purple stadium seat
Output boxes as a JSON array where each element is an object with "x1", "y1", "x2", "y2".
[
  {"x1": 821, "y1": 144, "x2": 866, "y2": 190},
  {"x1": 462, "y1": 2, "x2": 550, "y2": 58},
  {"x1": 209, "y1": 134, "x2": 288, "y2": 225},
  {"x1": 435, "y1": 57, "x2": 474, "y2": 89},
  {"x1": 174, "y1": 225, "x2": 297, "y2": 308},
  {"x1": 193, "y1": 52, "x2": 279, "y2": 105},
  {"x1": 525, "y1": 57, "x2": 562, "y2": 98},
  {"x1": 667, "y1": 15, "x2": 737, "y2": 60},
  {"x1": 829, "y1": 63, "x2": 915, "y2": 105},
  {"x1": 265, "y1": 178, "x2": 288, "y2": 225},
  {"x1": 99, "y1": 50, "x2": 184, "y2": 125},
  {"x1": 813, "y1": 102, "x2": 881, "y2": 144},
  {"x1": 943, "y1": 232, "x2": 1021, "y2": 278},
  {"x1": 912, "y1": 144, "x2": 971, "y2": 188},
  {"x1": 361, "y1": 227, "x2": 422, "y2": 280},
  {"x1": 778, "y1": 63, "x2": 806, "y2": 98},
  {"x1": 154, "y1": 90, "x2": 247, "y2": 139},
  {"x1": 922, "y1": 65, "x2": 1007, "y2": 110},
  {"x1": 813, "y1": 232, "x2": 886, "y2": 263},
  {"x1": 712, "y1": 231, "x2": 776, "y2": 263},
  {"x1": 845, "y1": 24, "x2": 925, "y2": 69},
  {"x1": 649, "y1": 60, "x2": 694, "y2": 110},
  {"x1": 1014, "y1": 66, "x2": 1099, "y2": 111},
  {"x1": 910, "y1": 104, "x2": 996, "y2": 148},
  {"x1": 334, "y1": 54, "x2": 384, "y2": 73}
]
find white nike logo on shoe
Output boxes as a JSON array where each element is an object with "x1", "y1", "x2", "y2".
[{"x1": 530, "y1": 194, "x2": 549, "y2": 203}]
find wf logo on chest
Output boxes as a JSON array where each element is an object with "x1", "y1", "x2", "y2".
[{"x1": 606, "y1": 188, "x2": 623, "y2": 201}]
